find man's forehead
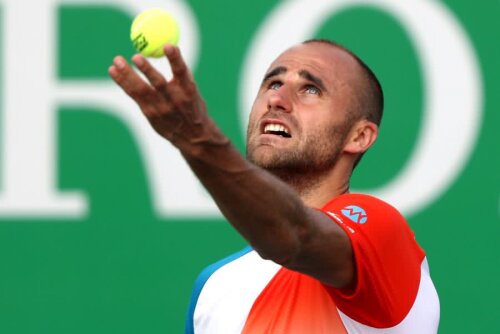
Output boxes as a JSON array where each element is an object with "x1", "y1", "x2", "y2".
[{"x1": 266, "y1": 42, "x2": 357, "y2": 79}]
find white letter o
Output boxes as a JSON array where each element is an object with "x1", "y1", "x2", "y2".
[{"x1": 239, "y1": 0, "x2": 482, "y2": 216}]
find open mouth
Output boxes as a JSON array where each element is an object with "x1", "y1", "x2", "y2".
[{"x1": 263, "y1": 123, "x2": 292, "y2": 138}]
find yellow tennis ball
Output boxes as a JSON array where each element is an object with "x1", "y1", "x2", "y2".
[{"x1": 130, "y1": 9, "x2": 180, "y2": 58}]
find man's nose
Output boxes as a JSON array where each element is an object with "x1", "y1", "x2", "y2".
[{"x1": 267, "y1": 87, "x2": 292, "y2": 113}]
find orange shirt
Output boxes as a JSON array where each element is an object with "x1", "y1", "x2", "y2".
[{"x1": 186, "y1": 194, "x2": 440, "y2": 334}]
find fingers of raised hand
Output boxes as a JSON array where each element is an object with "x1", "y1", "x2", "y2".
[
  {"x1": 108, "y1": 56, "x2": 158, "y2": 107},
  {"x1": 132, "y1": 55, "x2": 171, "y2": 100},
  {"x1": 130, "y1": 53, "x2": 196, "y2": 124},
  {"x1": 164, "y1": 45, "x2": 196, "y2": 92},
  {"x1": 109, "y1": 50, "x2": 206, "y2": 144}
]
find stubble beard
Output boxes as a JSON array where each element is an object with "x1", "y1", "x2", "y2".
[{"x1": 246, "y1": 123, "x2": 350, "y2": 196}]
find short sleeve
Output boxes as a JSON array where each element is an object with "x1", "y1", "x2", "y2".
[{"x1": 321, "y1": 193, "x2": 425, "y2": 328}]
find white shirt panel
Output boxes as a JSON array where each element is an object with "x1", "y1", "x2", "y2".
[
  {"x1": 339, "y1": 258, "x2": 440, "y2": 334},
  {"x1": 193, "y1": 250, "x2": 281, "y2": 334}
]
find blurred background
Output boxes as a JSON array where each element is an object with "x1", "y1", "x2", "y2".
[{"x1": 0, "y1": 0, "x2": 498, "y2": 333}]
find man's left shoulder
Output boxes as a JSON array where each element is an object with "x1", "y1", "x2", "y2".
[{"x1": 322, "y1": 193, "x2": 404, "y2": 225}]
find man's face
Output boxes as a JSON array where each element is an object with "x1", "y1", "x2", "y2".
[{"x1": 246, "y1": 43, "x2": 361, "y2": 175}]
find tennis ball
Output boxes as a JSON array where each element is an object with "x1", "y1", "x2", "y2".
[{"x1": 130, "y1": 9, "x2": 180, "y2": 58}]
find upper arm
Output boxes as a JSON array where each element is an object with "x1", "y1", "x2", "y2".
[{"x1": 279, "y1": 207, "x2": 355, "y2": 288}]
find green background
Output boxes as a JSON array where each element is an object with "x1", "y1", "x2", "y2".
[{"x1": 1, "y1": 1, "x2": 499, "y2": 333}]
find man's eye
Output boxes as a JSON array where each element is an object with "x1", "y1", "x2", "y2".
[
  {"x1": 269, "y1": 81, "x2": 282, "y2": 90},
  {"x1": 305, "y1": 85, "x2": 320, "y2": 95}
]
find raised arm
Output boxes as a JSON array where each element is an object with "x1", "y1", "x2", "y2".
[{"x1": 108, "y1": 45, "x2": 354, "y2": 288}]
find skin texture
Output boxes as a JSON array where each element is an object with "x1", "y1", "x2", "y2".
[
  {"x1": 108, "y1": 42, "x2": 378, "y2": 288},
  {"x1": 247, "y1": 44, "x2": 375, "y2": 201}
]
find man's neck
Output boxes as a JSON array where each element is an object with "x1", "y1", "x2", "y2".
[
  {"x1": 299, "y1": 179, "x2": 349, "y2": 208},
  {"x1": 270, "y1": 164, "x2": 351, "y2": 208}
]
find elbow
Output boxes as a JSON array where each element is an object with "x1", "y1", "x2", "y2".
[
  {"x1": 258, "y1": 249, "x2": 297, "y2": 267},
  {"x1": 253, "y1": 241, "x2": 299, "y2": 267},
  {"x1": 251, "y1": 235, "x2": 300, "y2": 266},
  {"x1": 252, "y1": 227, "x2": 307, "y2": 267}
]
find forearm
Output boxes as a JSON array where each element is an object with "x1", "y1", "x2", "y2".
[
  {"x1": 183, "y1": 139, "x2": 354, "y2": 288},
  {"x1": 109, "y1": 48, "x2": 353, "y2": 286},
  {"x1": 182, "y1": 139, "x2": 312, "y2": 265}
]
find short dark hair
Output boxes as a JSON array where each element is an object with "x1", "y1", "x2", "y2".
[
  {"x1": 303, "y1": 39, "x2": 384, "y2": 169},
  {"x1": 302, "y1": 39, "x2": 384, "y2": 127}
]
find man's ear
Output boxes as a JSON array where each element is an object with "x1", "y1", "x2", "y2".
[{"x1": 343, "y1": 120, "x2": 378, "y2": 154}]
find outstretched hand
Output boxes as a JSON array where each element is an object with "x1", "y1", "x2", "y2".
[{"x1": 108, "y1": 44, "x2": 228, "y2": 155}]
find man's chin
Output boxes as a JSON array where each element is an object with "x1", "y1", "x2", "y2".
[
  {"x1": 247, "y1": 148, "x2": 281, "y2": 167},
  {"x1": 247, "y1": 155, "x2": 276, "y2": 169},
  {"x1": 248, "y1": 152, "x2": 297, "y2": 171}
]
